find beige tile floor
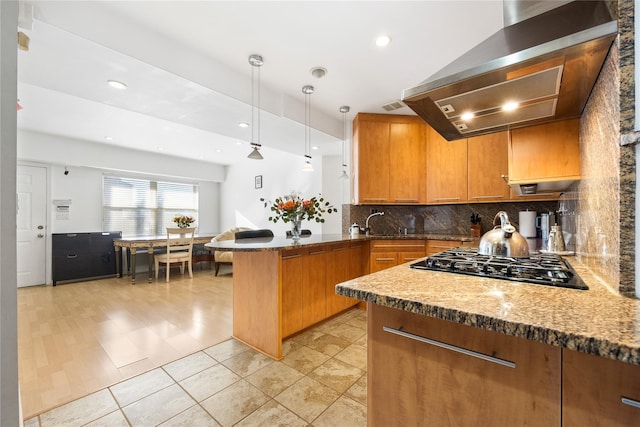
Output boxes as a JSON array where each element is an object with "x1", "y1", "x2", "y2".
[{"x1": 23, "y1": 308, "x2": 368, "y2": 426}]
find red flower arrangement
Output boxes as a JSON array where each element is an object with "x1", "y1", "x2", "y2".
[{"x1": 261, "y1": 192, "x2": 336, "y2": 223}]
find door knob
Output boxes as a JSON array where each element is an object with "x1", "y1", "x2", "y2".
[{"x1": 37, "y1": 234, "x2": 44, "y2": 238}]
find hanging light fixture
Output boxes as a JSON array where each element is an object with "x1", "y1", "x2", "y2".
[
  {"x1": 338, "y1": 105, "x2": 350, "y2": 179},
  {"x1": 302, "y1": 85, "x2": 315, "y2": 171},
  {"x1": 247, "y1": 54, "x2": 264, "y2": 160}
]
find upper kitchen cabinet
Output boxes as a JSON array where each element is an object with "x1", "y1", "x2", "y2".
[
  {"x1": 508, "y1": 119, "x2": 580, "y2": 195},
  {"x1": 467, "y1": 132, "x2": 511, "y2": 202},
  {"x1": 352, "y1": 113, "x2": 426, "y2": 204},
  {"x1": 426, "y1": 125, "x2": 467, "y2": 204}
]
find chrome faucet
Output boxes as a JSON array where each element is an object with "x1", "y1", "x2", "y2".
[{"x1": 365, "y1": 211, "x2": 385, "y2": 236}]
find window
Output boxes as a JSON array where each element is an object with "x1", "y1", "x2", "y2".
[{"x1": 103, "y1": 175, "x2": 198, "y2": 237}]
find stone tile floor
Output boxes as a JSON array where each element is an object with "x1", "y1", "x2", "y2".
[{"x1": 24, "y1": 308, "x2": 367, "y2": 426}]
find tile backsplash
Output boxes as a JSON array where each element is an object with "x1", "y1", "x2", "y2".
[{"x1": 343, "y1": 201, "x2": 558, "y2": 243}]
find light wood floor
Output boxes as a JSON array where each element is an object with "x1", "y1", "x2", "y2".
[{"x1": 18, "y1": 264, "x2": 233, "y2": 419}]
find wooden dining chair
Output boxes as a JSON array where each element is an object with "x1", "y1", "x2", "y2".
[{"x1": 155, "y1": 227, "x2": 196, "y2": 282}]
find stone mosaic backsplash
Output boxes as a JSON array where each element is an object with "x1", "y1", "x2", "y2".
[{"x1": 343, "y1": 201, "x2": 559, "y2": 244}]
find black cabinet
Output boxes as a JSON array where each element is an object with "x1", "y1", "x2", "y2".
[{"x1": 52, "y1": 232, "x2": 121, "y2": 285}]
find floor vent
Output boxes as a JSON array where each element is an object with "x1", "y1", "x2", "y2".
[{"x1": 382, "y1": 100, "x2": 406, "y2": 111}]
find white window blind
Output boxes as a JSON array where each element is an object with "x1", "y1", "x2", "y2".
[{"x1": 103, "y1": 175, "x2": 198, "y2": 237}]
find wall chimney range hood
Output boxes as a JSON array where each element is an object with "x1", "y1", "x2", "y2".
[{"x1": 402, "y1": 1, "x2": 617, "y2": 141}]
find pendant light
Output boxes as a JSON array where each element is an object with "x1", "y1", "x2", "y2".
[
  {"x1": 338, "y1": 105, "x2": 350, "y2": 179},
  {"x1": 302, "y1": 85, "x2": 314, "y2": 171},
  {"x1": 247, "y1": 54, "x2": 264, "y2": 160}
]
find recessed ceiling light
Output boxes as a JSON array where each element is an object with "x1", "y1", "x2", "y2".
[
  {"x1": 238, "y1": 122, "x2": 250, "y2": 128},
  {"x1": 311, "y1": 146, "x2": 319, "y2": 150},
  {"x1": 104, "y1": 136, "x2": 113, "y2": 140},
  {"x1": 107, "y1": 80, "x2": 127, "y2": 90},
  {"x1": 236, "y1": 141, "x2": 243, "y2": 146},
  {"x1": 215, "y1": 149, "x2": 221, "y2": 153},
  {"x1": 502, "y1": 101, "x2": 519, "y2": 112},
  {"x1": 157, "y1": 146, "x2": 164, "y2": 151},
  {"x1": 310, "y1": 67, "x2": 327, "y2": 79},
  {"x1": 460, "y1": 112, "x2": 474, "y2": 121},
  {"x1": 375, "y1": 35, "x2": 392, "y2": 47}
]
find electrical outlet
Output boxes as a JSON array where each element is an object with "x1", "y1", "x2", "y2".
[{"x1": 371, "y1": 208, "x2": 378, "y2": 214}]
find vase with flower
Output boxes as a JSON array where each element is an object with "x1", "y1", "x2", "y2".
[
  {"x1": 261, "y1": 192, "x2": 337, "y2": 241},
  {"x1": 173, "y1": 214, "x2": 195, "y2": 229}
]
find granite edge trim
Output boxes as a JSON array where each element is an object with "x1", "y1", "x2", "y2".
[
  {"x1": 205, "y1": 234, "x2": 473, "y2": 252},
  {"x1": 336, "y1": 287, "x2": 640, "y2": 366},
  {"x1": 620, "y1": 130, "x2": 640, "y2": 146}
]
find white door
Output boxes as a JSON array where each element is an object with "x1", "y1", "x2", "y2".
[{"x1": 17, "y1": 165, "x2": 47, "y2": 287}]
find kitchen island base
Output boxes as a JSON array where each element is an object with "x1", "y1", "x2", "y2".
[{"x1": 231, "y1": 241, "x2": 366, "y2": 360}]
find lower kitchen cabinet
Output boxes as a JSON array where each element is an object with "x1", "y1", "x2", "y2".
[
  {"x1": 369, "y1": 239, "x2": 426, "y2": 273},
  {"x1": 303, "y1": 247, "x2": 327, "y2": 328},
  {"x1": 563, "y1": 349, "x2": 640, "y2": 426},
  {"x1": 368, "y1": 303, "x2": 561, "y2": 426},
  {"x1": 282, "y1": 242, "x2": 362, "y2": 338},
  {"x1": 426, "y1": 239, "x2": 464, "y2": 256}
]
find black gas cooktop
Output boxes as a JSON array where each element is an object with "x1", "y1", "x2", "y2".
[{"x1": 410, "y1": 248, "x2": 588, "y2": 290}]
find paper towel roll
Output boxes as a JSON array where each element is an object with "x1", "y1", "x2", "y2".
[{"x1": 519, "y1": 211, "x2": 537, "y2": 238}]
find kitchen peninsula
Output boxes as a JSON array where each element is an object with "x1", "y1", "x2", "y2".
[
  {"x1": 336, "y1": 258, "x2": 640, "y2": 425},
  {"x1": 204, "y1": 233, "x2": 468, "y2": 360}
]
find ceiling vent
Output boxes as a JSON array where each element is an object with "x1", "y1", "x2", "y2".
[{"x1": 382, "y1": 100, "x2": 406, "y2": 112}]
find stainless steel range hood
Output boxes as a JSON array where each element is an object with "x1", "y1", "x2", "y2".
[{"x1": 402, "y1": 1, "x2": 617, "y2": 141}]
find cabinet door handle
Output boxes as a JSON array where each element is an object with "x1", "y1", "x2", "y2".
[
  {"x1": 282, "y1": 254, "x2": 302, "y2": 260},
  {"x1": 383, "y1": 326, "x2": 516, "y2": 368},
  {"x1": 471, "y1": 195, "x2": 505, "y2": 199},
  {"x1": 433, "y1": 197, "x2": 460, "y2": 202},
  {"x1": 394, "y1": 199, "x2": 419, "y2": 203},
  {"x1": 621, "y1": 396, "x2": 640, "y2": 409},
  {"x1": 66, "y1": 254, "x2": 78, "y2": 259},
  {"x1": 375, "y1": 257, "x2": 396, "y2": 261},
  {"x1": 362, "y1": 198, "x2": 387, "y2": 201},
  {"x1": 332, "y1": 247, "x2": 347, "y2": 252}
]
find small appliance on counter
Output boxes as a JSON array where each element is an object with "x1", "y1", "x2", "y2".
[
  {"x1": 518, "y1": 210, "x2": 537, "y2": 253},
  {"x1": 349, "y1": 223, "x2": 361, "y2": 237}
]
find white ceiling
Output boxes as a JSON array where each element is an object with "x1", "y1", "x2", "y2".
[{"x1": 16, "y1": 1, "x2": 504, "y2": 166}]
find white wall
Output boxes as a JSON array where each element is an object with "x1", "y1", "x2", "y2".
[
  {"x1": 220, "y1": 147, "x2": 343, "y2": 237},
  {"x1": 48, "y1": 164, "x2": 220, "y2": 234}
]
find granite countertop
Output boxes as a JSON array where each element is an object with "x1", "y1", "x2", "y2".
[
  {"x1": 336, "y1": 257, "x2": 640, "y2": 366},
  {"x1": 204, "y1": 233, "x2": 473, "y2": 252}
]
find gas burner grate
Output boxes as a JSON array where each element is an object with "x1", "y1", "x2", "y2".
[{"x1": 410, "y1": 248, "x2": 588, "y2": 290}]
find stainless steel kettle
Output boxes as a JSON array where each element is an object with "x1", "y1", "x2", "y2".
[{"x1": 478, "y1": 211, "x2": 530, "y2": 258}]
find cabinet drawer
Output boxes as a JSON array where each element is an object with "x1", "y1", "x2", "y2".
[
  {"x1": 370, "y1": 240, "x2": 426, "y2": 253},
  {"x1": 426, "y1": 240, "x2": 463, "y2": 256},
  {"x1": 52, "y1": 233, "x2": 91, "y2": 254},
  {"x1": 369, "y1": 304, "x2": 561, "y2": 426},
  {"x1": 53, "y1": 253, "x2": 91, "y2": 282}
]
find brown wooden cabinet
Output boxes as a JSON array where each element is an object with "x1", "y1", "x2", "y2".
[
  {"x1": 281, "y1": 249, "x2": 304, "y2": 338},
  {"x1": 467, "y1": 132, "x2": 511, "y2": 202},
  {"x1": 426, "y1": 125, "x2": 468, "y2": 204},
  {"x1": 426, "y1": 239, "x2": 464, "y2": 256},
  {"x1": 282, "y1": 242, "x2": 363, "y2": 338},
  {"x1": 508, "y1": 119, "x2": 580, "y2": 185},
  {"x1": 326, "y1": 242, "x2": 367, "y2": 317},
  {"x1": 563, "y1": 349, "x2": 640, "y2": 426},
  {"x1": 368, "y1": 303, "x2": 561, "y2": 426},
  {"x1": 302, "y1": 248, "x2": 327, "y2": 328},
  {"x1": 369, "y1": 239, "x2": 426, "y2": 273},
  {"x1": 352, "y1": 113, "x2": 426, "y2": 204}
]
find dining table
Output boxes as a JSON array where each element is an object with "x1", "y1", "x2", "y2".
[{"x1": 113, "y1": 232, "x2": 217, "y2": 283}]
